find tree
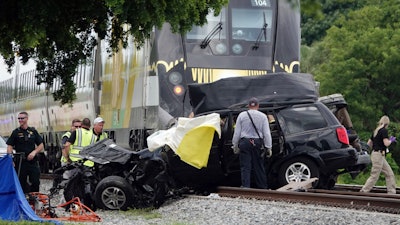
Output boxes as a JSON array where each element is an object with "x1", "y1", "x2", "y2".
[
  {"x1": 0, "y1": 0, "x2": 227, "y2": 105},
  {"x1": 310, "y1": 0, "x2": 400, "y2": 132},
  {"x1": 301, "y1": 0, "x2": 368, "y2": 45}
]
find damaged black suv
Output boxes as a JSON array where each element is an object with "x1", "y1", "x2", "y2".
[
  {"x1": 54, "y1": 73, "x2": 371, "y2": 211},
  {"x1": 166, "y1": 73, "x2": 371, "y2": 190}
]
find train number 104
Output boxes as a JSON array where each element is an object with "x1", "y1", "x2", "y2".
[{"x1": 252, "y1": 0, "x2": 270, "y2": 7}]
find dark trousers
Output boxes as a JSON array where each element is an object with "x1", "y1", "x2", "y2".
[
  {"x1": 19, "y1": 161, "x2": 40, "y2": 193},
  {"x1": 238, "y1": 138, "x2": 268, "y2": 189}
]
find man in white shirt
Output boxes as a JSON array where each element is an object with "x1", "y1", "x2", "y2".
[{"x1": 232, "y1": 97, "x2": 272, "y2": 189}]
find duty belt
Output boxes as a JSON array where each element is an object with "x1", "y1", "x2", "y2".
[
  {"x1": 373, "y1": 149, "x2": 386, "y2": 156},
  {"x1": 373, "y1": 149, "x2": 385, "y2": 152}
]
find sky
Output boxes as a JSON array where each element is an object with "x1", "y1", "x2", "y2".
[
  {"x1": 0, "y1": 57, "x2": 13, "y2": 82},
  {"x1": 0, "y1": 56, "x2": 36, "y2": 82}
]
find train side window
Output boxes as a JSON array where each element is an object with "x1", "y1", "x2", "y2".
[
  {"x1": 0, "y1": 80, "x2": 12, "y2": 103},
  {"x1": 30, "y1": 71, "x2": 34, "y2": 96},
  {"x1": 27, "y1": 71, "x2": 31, "y2": 96}
]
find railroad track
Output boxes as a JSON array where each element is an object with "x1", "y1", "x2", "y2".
[
  {"x1": 41, "y1": 172, "x2": 400, "y2": 214},
  {"x1": 41, "y1": 172, "x2": 400, "y2": 195},
  {"x1": 334, "y1": 183, "x2": 400, "y2": 194},
  {"x1": 217, "y1": 186, "x2": 400, "y2": 214},
  {"x1": 40, "y1": 173, "x2": 54, "y2": 179}
]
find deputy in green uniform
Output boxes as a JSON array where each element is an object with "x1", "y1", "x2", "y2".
[
  {"x1": 63, "y1": 118, "x2": 96, "y2": 167},
  {"x1": 6, "y1": 111, "x2": 44, "y2": 193}
]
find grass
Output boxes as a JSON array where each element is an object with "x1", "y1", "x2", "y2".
[
  {"x1": 122, "y1": 207, "x2": 162, "y2": 220},
  {"x1": 119, "y1": 208, "x2": 194, "y2": 225},
  {"x1": 0, "y1": 208, "x2": 162, "y2": 225},
  {"x1": 1, "y1": 204, "x2": 181, "y2": 225}
]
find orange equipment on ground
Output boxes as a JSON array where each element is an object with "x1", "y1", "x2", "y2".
[
  {"x1": 28, "y1": 192, "x2": 102, "y2": 222},
  {"x1": 27, "y1": 192, "x2": 57, "y2": 219}
]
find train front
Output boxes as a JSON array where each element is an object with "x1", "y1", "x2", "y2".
[{"x1": 152, "y1": 0, "x2": 301, "y2": 120}]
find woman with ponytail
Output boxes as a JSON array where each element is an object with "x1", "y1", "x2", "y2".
[{"x1": 360, "y1": 115, "x2": 397, "y2": 194}]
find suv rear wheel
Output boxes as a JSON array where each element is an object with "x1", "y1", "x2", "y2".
[{"x1": 278, "y1": 157, "x2": 319, "y2": 188}]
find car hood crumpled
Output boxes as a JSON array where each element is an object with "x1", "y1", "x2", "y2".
[{"x1": 79, "y1": 139, "x2": 135, "y2": 165}]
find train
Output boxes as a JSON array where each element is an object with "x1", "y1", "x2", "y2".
[{"x1": 0, "y1": 0, "x2": 301, "y2": 172}]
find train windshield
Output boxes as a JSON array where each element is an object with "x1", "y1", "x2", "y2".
[
  {"x1": 231, "y1": 8, "x2": 272, "y2": 42},
  {"x1": 184, "y1": 0, "x2": 276, "y2": 70},
  {"x1": 186, "y1": 9, "x2": 227, "y2": 41}
]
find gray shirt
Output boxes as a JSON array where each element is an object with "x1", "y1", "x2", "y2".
[{"x1": 232, "y1": 109, "x2": 272, "y2": 148}]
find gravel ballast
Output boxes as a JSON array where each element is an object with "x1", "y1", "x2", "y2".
[{"x1": 39, "y1": 179, "x2": 400, "y2": 225}]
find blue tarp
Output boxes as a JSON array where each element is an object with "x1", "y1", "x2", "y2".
[{"x1": 0, "y1": 154, "x2": 62, "y2": 224}]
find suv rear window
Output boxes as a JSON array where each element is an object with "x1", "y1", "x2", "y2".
[{"x1": 278, "y1": 105, "x2": 327, "y2": 134}]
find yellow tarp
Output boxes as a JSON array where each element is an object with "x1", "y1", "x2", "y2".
[
  {"x1": 176, "y1": 126, "x2": 216, "y2": 169},
  {"x1": 147, "y1": 113, "x2": 221, "y2": 169}
]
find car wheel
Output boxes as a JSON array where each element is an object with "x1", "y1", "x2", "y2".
[
  {"x1": 95, "y1": 176, "x2": 134, "y2": 210},
  {"x1": 278, "y1": 157, "x2": 319, "y2": 188}
]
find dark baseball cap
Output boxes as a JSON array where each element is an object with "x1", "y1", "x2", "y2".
[{"x1": 248, "y1": 97, "x2": 259, "y2": 107}]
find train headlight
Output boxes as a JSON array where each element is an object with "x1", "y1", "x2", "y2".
[
  {"x1": 215, "y1": 43, "x2": 227, "y2": 55},
  {"x1": 232, "y1": 44, "x2": 243, "y2": 55},
  {"x1": 173, "y1": 85, "x2": 184, "y2": 96},
  {"x1": 169, "y1": 72, "x2": 183, "y2": 85}
]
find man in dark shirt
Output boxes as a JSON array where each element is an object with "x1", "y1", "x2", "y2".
[{"x1": 7, "y1": 111, "x2": 44, "y2": 193}]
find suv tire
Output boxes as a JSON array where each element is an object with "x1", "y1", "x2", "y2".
[
  {"x1": 95, "y1": 176, "x2": 134, "y2": 210},
  {"x1": 278, "y1": 157, "x2": 319, "y2": 188}
]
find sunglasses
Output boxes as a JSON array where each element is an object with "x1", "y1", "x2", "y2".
[
  {"x1": 74, "y1": 126, "x2": 81, "y2": 128},
  {"x1": 18, "y1": 117, "x2": 26, "y2": 120}
]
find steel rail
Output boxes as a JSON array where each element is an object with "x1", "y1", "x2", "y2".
[
  {"x1": 334, "y1": 184, "x2": 400, "y2": 194},
  {"x1": 217, "y1": 186, "x2": 400, "y2": 214},
  {"x1": 307, "y1": 188, "x2": 400, "y2": 199},
  {"x1": 40, "y1": 173, "x2": 54, "y2": 179}
]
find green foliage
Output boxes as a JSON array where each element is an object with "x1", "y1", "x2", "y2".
[
  {"x1": 301, "y1": 0, "x2": 400, "y2": 181},
  {"x1": 0, "y1": 0, "x2": 228, "y2": 105},
  {"x1": 308, "y1": 0, "x2": 400, "y2": 133},
  {"x1": 299, "y1": 0, "x2": 323, "y2": 18},
  {"x1": 301, "y1": 0, "x2": 368, "y2": 45}
]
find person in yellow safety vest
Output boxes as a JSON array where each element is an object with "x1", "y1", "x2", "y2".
[
  {"x1": 93, "y1": 117, "x2": 108, "y2": 141},
  {"x1": 60, "y1": 119, "x2": 82, "y2": 166},
  {"x1": 63, "y1": 118, "x2": 97, "y2": 167}
]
